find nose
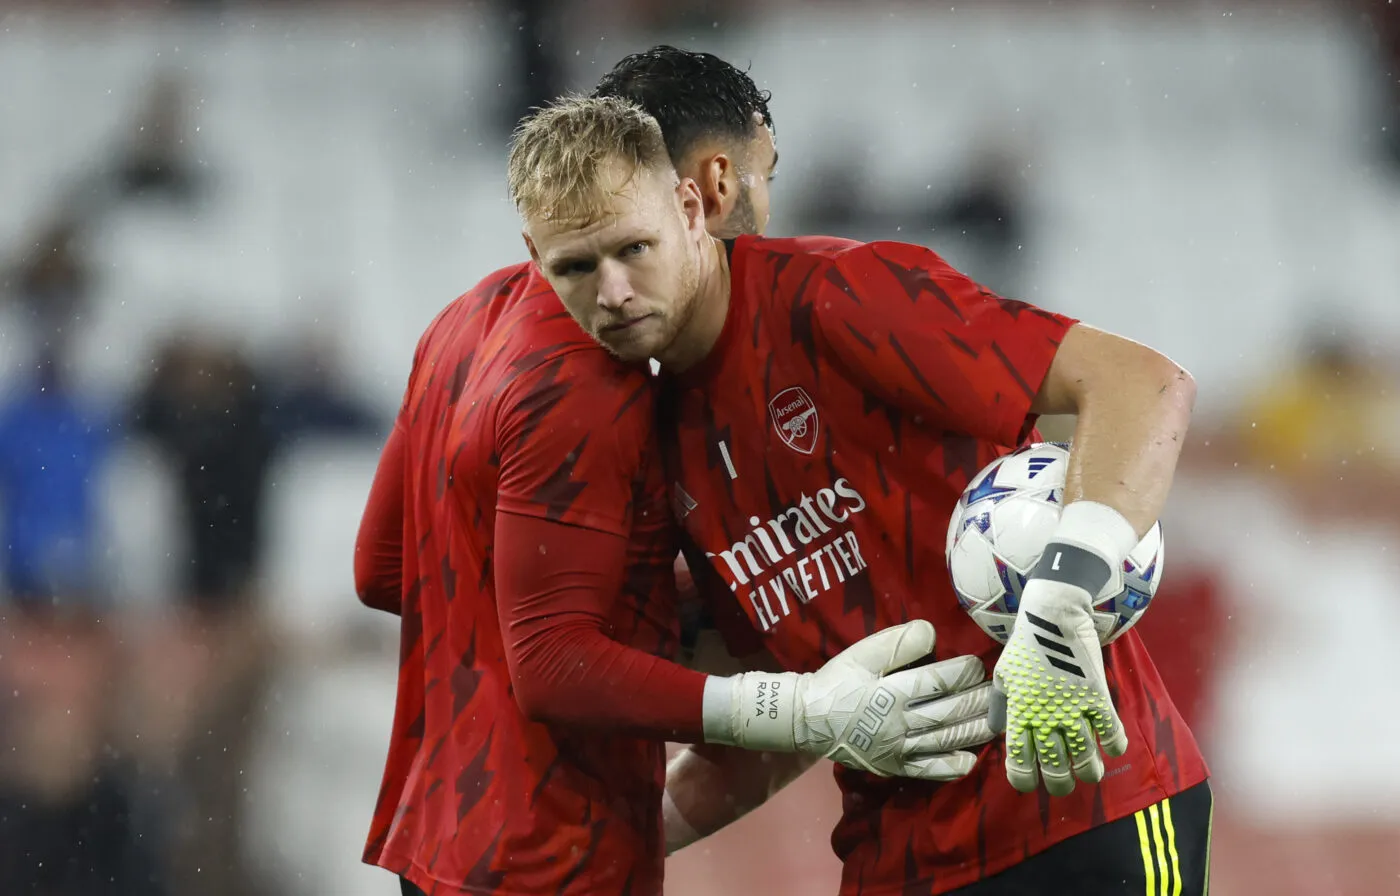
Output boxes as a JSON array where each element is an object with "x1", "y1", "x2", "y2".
[{"x1": 596, "y1": 259, "x2": 633, "y2": 312}]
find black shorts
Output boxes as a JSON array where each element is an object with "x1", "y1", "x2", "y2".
[
  {"x1": 400, "y1": 879, "x2": 427, "y2": 896},
  {"x1": 957, "y1": 779, "x2": 1214, "y2": 895},
  {"x1": 399, "y1": 783, "x2": 1213, "y2": 896}
]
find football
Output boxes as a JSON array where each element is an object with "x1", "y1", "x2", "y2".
[{"x1": 944, "y1": 442, "x2": 1164, "y2": 645}]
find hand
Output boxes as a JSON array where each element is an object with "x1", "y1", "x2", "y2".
[
  {"x1": 717, "y1": 621, "x2": 993, "y2": 780},
  {"x1": 989, "y1": 574, "x2": 1128, "y2": 796}
]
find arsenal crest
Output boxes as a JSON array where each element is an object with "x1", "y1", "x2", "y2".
[{"x1": 768, "y1": 386, "x2": 819, "y2": 455}]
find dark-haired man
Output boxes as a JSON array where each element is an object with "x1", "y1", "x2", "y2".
[{"x1": 593, "y1": 46, "x2": 778, "y2": 239}]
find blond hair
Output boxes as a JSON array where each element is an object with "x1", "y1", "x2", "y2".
[{"x1": 507, "y1": 94, "x2": 674, "y2": 225}]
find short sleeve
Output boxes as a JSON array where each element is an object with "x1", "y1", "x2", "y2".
[
  {"x1": 812, "y1": 241, "x2": 1076, "y2": 447},
  {"x1": 495, "y1": 349, "x2": 656, "y2": 537}
]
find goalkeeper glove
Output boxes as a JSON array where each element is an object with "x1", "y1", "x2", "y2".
[
  {"x1": 989, "y1": 501, "x2": 1135, "y2": 796},
  {"x1": 703, "y1": 620, "x2": 994, "y2": 781}
]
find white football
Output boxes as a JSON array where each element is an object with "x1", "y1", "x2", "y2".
[{"x1": 945, "y1": 442, "x2": 1164, "y2": 645}]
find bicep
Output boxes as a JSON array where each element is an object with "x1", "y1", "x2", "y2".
[
  {"x1": 494, "y1": 510, "x2": 626, "y2": 638},
  {"x1": 1029, "y1": 323, "x2": 1187, "y2": 417}
]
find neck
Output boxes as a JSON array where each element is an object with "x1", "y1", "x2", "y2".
[{"x1": 659, "y1": 236, "x2": 732, "y2": 373}]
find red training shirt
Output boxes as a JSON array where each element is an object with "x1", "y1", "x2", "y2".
[
  {"x1": 660, "y1": 236, "x2": 1209, "y2": 896},
  {"x1": 357, "y1": 263, "x2": 707, "y2": 896}
]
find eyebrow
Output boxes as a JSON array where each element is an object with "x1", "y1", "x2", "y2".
[{"x1": 770, "y1": 150, "x2": 780, "y2": 174}]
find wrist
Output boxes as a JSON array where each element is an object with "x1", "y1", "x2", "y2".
[
  {"x1": 700, "y1": 675, "x2": 739, "y2": 745},
  {"x1": 1024, "y1": 501, "x2": 1137, "y2": 608},
  {"x1": 1051, "y1": 500, "x2": 1139, "y2": 567},
  {"x1": 700, "y1": 672, "x2": 799, "y2": 751}
]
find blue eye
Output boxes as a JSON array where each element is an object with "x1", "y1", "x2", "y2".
[{"x1": 621, "y1": 242, "x2": 647, "y2": 257}]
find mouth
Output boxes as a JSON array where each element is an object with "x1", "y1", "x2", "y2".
[{"x1": 601, "y1": 315, "x2": 652, "y2": 334}]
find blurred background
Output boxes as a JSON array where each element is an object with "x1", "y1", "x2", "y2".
[{"x1": 3, "y1": 0, "x2": 1400, "y2": 893}]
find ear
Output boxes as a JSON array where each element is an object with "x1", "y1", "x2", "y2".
[
  {"x1": 522, "y1": 231, "x2": 541, "y2": 266},
  {"x1": 692, "y1": 152, "x2": 736, "y2": 221},
  {"x1": 677, "y1": 178, "x2": 706, "y2": 239}
]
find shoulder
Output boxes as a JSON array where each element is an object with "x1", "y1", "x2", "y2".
[
  {"x1": 732, "y1": 234, "x2": 866, "y2": 275},
  {"x1": 415, "y1": 261, "x2": 615, "y2": 375},
  {"x1": 728, "y1": 236, "x2": 863, "y2": 316},
  {"x1": 475, "y1": 273, "x2": 653, "y2": 428},
  {"x1": 742, "y1": 236, "x2": 947, "y2": 267},
  {"x1": 416, "y1": 261, "x2": 539, "y2": 353},
  {"x1": 732, "y1": 236, "x2": 947, "y2": 292}
]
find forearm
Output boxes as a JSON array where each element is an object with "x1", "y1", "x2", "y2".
[
  {"x1": 498, "y1": 512, "x2": 776, "y2": 746},
  {"x1": 1064, "y1": 388, "x2": 1193, "y2": 539},
  {"x1": 509, "y1": 617, "x2": 711, "y2": 741},
  {"x1": 1041, "y1": 326, "x2": 1196, "y2": 539},
  {"x1": 662, "y1": 744, "x2": 817, "y2": 854}
]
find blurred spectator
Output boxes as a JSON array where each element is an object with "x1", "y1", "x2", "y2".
[
  {"x1": 114, "y1": 72, "x2": 202, "y2": 203},
  {"x1": 1230, "y1": 321, "x2": 1400, "y2": 521},
  {"x1": 2, "y1": 212, "x2": 94, "y2": 364},
  {"x1": 116, "y1": 328, "x2": 378, "y2": 896},
  {"x1": 126, "y1": 336, "x2": 281, "y2": 896},
  {"x1": 0, "y1": 609, "x2": 166, "y2": 896},
  {"x1": 131, "y1": 337, "x2": 277, "y2": 607},
  {"x1": 0, "y1": 354, "x2": 112, "y2": 609}
]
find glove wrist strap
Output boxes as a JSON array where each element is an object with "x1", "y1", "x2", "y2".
[
  {"x1": 1051, "y1": 500, "x2": 1139, "y2": 568},
  {"x1": 700, "y1": 672, "x2": 799, "y2": 751}
]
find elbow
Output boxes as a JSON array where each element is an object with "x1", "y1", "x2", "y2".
[
  {"x1": 353, "y1": 563, "x2": 400, "y2": 614},
  {"x1": 1126, "y1": 351, "x2": 1196, "y2": 451},
  {"x1": 1112, "y1": 341, "x2": 1194, "y2": 421},
  {"x1": 353, "y1": 540, "x2": 400, "y2": 613},
  {"x1": 1158, "y1": 356, "x2": 1197, "y2": 425},
  {"x1": 512, "y1": 678, "x2": 571, "y2": 726},
  {"x1": 509, "y1": 640, "x2": 598, "y2": 727},
  {"x1": 356, "y1": 586, "x2": 398, "y2": 615}
]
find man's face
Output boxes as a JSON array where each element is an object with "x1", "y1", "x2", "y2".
[{"x1": 526, "y1": 162, "x2": 707, "y2": 365}]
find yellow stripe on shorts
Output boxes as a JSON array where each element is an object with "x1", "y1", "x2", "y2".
[
  {"x1": 1162, "y1": 797, "x2": 1183, "y2": 896},
  {"x1": 1134, "y1": 809, "x2": 1157, "y2": 896},
  {"x1": 1149, "y1": 804, "x2": 1171, "y2": 896}
]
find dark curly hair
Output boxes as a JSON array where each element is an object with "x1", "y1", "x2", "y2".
[{"x1": 591, "y1": 45, "x2": 773, "y2": 165}]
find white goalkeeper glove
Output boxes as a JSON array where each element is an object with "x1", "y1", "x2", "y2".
[
  {"x1": 989, "y1": 501, "x2": 1136, "y2": 797},
  {"x1": 703, "y1": 620, "x2": 994, "y2": 781}
]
